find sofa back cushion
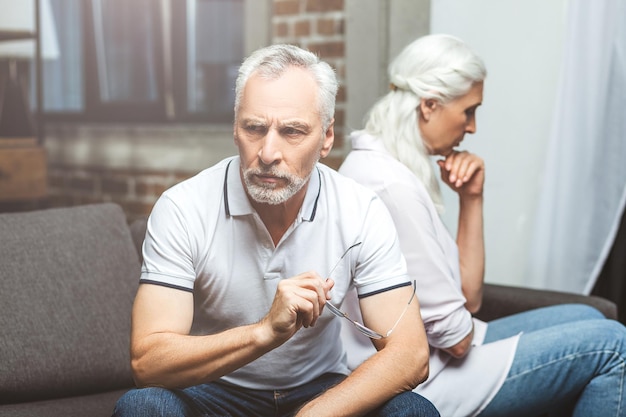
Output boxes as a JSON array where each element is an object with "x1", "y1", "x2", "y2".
[
  {"x1": 129, "y1": 217, "x2": 148, "y2": 264},
  {"x1": 0, "y1": 203, "x2": 139, "y2": 403}
]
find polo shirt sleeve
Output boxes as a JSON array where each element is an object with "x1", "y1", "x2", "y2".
[
  {"x1": 140, "y1": 194, "x2": 196, "y2": 292},
  {"x1": 351, "y1": 195, "x2": 413, "y2": 298}
]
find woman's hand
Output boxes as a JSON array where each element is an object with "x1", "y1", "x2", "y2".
[{"x1": 437, "y1": 150, "x2": 484, "y2": 198}]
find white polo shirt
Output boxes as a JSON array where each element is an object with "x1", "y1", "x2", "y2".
[
  {"x1": 140, "y1": 156, "x2": 411, "y2": 390},
  {"x1": 339, "y1": 132, "x2": 519, "y2": 417}
]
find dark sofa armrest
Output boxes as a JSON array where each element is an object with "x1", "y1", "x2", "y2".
[{"x1": 475, "y1": 283, "x2": 618, "y2": 321}]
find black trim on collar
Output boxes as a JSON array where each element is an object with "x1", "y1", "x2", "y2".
[
  {"x1": 305, "y1": 167, "x2": 322, "y2": 222},
  {"x1": 223, "y1": 159, "x2": 233, "y2": 216},
  {"x1": 223, "y1": 162, "x2": 321, "y2": 221}
]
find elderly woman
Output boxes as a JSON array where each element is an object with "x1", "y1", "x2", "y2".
[{"x1": 339, "y1": 33, "x2": 626, "y2": 417}]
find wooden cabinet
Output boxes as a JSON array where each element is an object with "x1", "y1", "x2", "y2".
[
  {"x1": 0, "y1": 2, "x2": 47, "y2": 204},
  {"x1": 0, "y1": 137, "x2": 46, "y2": 201}
]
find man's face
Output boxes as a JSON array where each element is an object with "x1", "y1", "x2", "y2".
[{"x1": 234, "y1": 67, "x2": 334, "y2": 205}]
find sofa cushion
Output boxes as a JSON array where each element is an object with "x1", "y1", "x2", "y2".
[
  {"x1": 477, "y1": 283, "x2": 618, "y2": 322},
  {"x1": 0, "y1": 203, "x2": 139, "y2": 403},
  {"x1": 0, "y1": 389, "x2": 128, "y2": 417}
]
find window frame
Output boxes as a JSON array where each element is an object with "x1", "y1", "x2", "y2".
[
  {"x1": 42, "y1": 0, "x2": 271, "y2": 125},
  {"x1": 85, "y1": 0, "x2": 167, "y2": 122}
]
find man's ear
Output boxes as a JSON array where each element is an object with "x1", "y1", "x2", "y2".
[
  {"x1": 419, "y1": 98, "x2": 437, "y2": 121},
  {"x1": 233, "y1": 122, "x2": 240, "y2": 147},
  {"x1": 320, "y1": 119, "x2": 335, "y2": 158}
]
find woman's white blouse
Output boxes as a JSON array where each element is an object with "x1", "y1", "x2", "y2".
[{"x1": 339, "y1": 131, "x2": 519, "y2": 417}]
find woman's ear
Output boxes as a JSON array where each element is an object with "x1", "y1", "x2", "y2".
[{"x1": 419, "y1": 98, "x2": 437, "y2": 121}]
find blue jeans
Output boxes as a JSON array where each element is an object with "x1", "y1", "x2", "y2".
[
  {"x1": 478, "y1": 304, "x2": 626, "y2": 417},
  {"x1": 112, "y1": 372, "x2": 440, "y2": 417}
]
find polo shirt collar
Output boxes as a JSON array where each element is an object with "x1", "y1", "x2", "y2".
[
  {"x1": 349, "y1": 130, "x2": 389, "y2": 154},
  {"x1": 223, "y1": 157, "x2": 321, "y2": 222}
]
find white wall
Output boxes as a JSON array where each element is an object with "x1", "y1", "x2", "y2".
[
  {"x1": 431, "y1": 0, "x2": 569, "y2": 287},
  {"x1": 345, "y1": 0, "x2": 430, "y2": 133}
]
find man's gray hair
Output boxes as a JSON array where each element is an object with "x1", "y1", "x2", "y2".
[{"x1": 234, "y1": 44, "x2": 338, "y2": 132}]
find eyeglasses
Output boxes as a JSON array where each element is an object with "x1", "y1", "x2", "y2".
[{"x1": 325, "y1": 242, "x2": 417, "y2": 339}]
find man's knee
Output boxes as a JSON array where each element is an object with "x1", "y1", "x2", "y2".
[{"x1": 113, "y1": 387, "x2": 192, "y2": 417}]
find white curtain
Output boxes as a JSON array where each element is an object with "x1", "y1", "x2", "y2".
[{"x1": 527, "y1": 0, "x2": 626, "y2": 294}]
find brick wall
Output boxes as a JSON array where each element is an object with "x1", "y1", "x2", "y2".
[
  {"x1": 272, "y1": 0, "x2": 347, "y2": 168},
  {"x1": 24, "y1": 125, "x2": 217, "y2": 219},
  {"x1": 46, "y1": 165, "x2": 192, "y2": 223}
]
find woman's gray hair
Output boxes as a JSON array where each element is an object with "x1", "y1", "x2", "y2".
[
  {"x1": 234, "y1": 44, "x2": 338, "y2": 132},
  {"x1": 362, "y1": 34, "x2": 486, "y2": 212}
]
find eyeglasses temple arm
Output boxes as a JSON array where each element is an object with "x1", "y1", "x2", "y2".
[{"x1": 384, "y1": 281, "x2": 417, "y2": 337}]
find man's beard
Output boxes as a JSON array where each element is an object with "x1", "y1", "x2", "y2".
[{"x1": 243, "y1": 165, "x2": 313, "y2": 205}]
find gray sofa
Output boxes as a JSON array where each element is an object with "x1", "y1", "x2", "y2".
[
  {"x1": 477, "y1": 282, "x2": 617, "y2": 321},
  {"x1": 0, "y1": 203, "x2": 139, "y2": 416},
  {"x1": 0, "y1": 203, "x2": 617, "y2": 416}
]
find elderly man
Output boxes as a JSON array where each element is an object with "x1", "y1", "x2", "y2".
[{"x1": 112, "y1": 44, "x2": 438, "y2": 417}]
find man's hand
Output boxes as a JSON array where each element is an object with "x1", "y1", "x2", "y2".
[
  {"x1": 260, "y1": 273, "x2": 334, "y2": 344},
  {"x1": 437, "y1": 150, "x2": 484, "y2": 198}
]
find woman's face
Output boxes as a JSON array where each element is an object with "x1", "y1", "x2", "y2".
[{"x1": 418, "y1": 81, "x2": 484, "y2": 156}]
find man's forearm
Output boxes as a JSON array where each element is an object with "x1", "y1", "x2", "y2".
[
  {"x1": 297, "y1": 341, "x2": 428, "y2": 416},
  {"x1": 131, "y1": 322, "x2": 278, "y2": 389}
]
